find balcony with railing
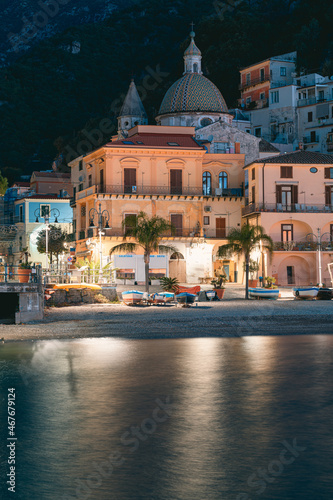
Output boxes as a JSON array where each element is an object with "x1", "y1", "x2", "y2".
[
  {"x1": 85, "y1": 226, "x2": 231, "y2": 240},
  {"x1": 242, "y1": 202, "x2": 333, "y2": 216},
  {"x1": 274, "y1": 240, "x2": 333, "y2": 252},
  {"x1": 297, "y1": 97, "x2": 331, "y2": 107},
  {"x1": 303, "y1": 134, "x2": 319, "y2": 144},
  {"x1": 239, "y1": 75, "x2": 270, "y2": 91},
  {"x1": 96, "y1": 185, "x2": 243, "y2": 198}
]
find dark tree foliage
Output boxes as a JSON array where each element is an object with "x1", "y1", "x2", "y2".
[{"x1": 0, "y1": 0, "x2": 332, "y2": 183}]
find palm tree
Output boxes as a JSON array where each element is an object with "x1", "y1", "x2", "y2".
[
  {"x1": 217, "y1": 224, "x2": 273, "y2": 299},
  {"x1": 109, "y1": 212, "x2": 180, "y2": 292}
]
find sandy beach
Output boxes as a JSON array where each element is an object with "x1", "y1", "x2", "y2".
[{"x1": 1, "y1": 285, "x2": 332, "y2": 341}]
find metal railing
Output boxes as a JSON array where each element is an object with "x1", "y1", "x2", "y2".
[
  {"x1": 96, "y1": 184, "x2": 243, "y2": 197},
  {"x1": 303, "y1": 135, "x2": 320, "y2": 144},
  {"x1": 0, "y1": 264, "x2": 43, "y2": 284},
  {"x1": 274, "y1": 241, "x2": 333, "y2": 252},
  {"x1": 239, "y1": 75, "x2": 270, "y2": 90},
  {"x1": 86, "y1": 226, "x2": 230, "y2": 239},
  {"x1": 242, "y1": 203, "x2": 333, "y2": 216}
]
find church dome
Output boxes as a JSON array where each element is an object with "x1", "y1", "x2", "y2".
[{"x1": 158, "y1": 72, "x2": 228, "y2": 116}]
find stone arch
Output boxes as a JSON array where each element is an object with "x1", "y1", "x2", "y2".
[
  {"x1": 268, "y1": 219, "x2": 313, "y2": 242},
  {"x1": 276, "y1": 255, "x2": 314, "y2": 286}
]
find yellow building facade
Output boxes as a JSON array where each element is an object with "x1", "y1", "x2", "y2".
[{"x1": 70, "y1": 126, "x2": 245, "y2": 283}]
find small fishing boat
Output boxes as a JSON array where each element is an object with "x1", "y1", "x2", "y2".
[
  {"x1": 205, "y1": 290, "x2": 216, "y2": 301},
  {"x1": 150, "y1": 292, "x2": 174, "y2": 304},
  {"x1": 249, "y1": 287, "x2": 280, "y2": 300},
  {"x1": 122, "y1": 290, "x2": 144, "y2": 305},
  {"x1": 293, "y1": 287, "x2": 319, "y2": 300},
  {"x1": 53, "y1": 283, "x2": 102, "y2": 291},
  {"x1": 175, "y1": 292, "x2": 196, "y2": 305}
]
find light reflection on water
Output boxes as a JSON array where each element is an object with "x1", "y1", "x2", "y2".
[{"x1": 0, "y1": 336, "x2": 333, "y2": 500}]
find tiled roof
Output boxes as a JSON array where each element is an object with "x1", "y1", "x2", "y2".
[
  {"x1": 259, "y1": 139, "x2": 280, "y2": 153},
  {"x1": 17, "y1": 194, "x2": 70, "y2": 200},
  {"x1": 107, "y1": 133, "x2": 204, "y2": 149},
  {"x1": 158, "y1": 73, "x2": 228, "y2": 115},
  {"x1": 32, "y1": 171, "x2": 71, "y2": 178},
  {"x1": 247, "y1": 150, "x2": 333, "y2": 166},
  {"x1": 12, "y1": 182, "x2": 30, "y2": 187}
]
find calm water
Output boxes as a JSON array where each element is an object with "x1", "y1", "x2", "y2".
[{"x1": 0, "y1": 336, "x2": 333, "y2": 500}]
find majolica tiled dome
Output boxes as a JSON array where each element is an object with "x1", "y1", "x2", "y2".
[{"x1": 158, "y1": 73, "x2": 228, "y2": 116}]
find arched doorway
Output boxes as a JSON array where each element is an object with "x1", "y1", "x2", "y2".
[
  {"x1": 277, "y1": 256, "x2": 313, "y2": 286},
  {"x1": 169, "y1": 252, "x2": 186, "y2": 282}
]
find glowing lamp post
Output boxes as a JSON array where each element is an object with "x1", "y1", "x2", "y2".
[
  {"x1": 89, "y1": 203, "x2": 110, "y2": 283},
  {"x1": 34, "y1": 208, "x2": 60, "y2": 272},
  {"x1": 306, "y1": 228, "x2": 333, "y2": 287}
]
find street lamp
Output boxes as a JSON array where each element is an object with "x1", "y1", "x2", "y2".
[
  {"x1": 89, "y1": 203, "x2": 110, "y2": 282},
  {"x1": 34, "y1": 208, "x2": 60, "y2": 272},
  {"x1": 305, "y1": 228, "x2": 332, "y2": 287}
]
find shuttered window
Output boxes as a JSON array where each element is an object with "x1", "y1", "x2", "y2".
[
  {"x1": 325, "y1": 168, "x2": 333, "y2": 179},
  {"x1": 170, "y1": 214, "x2": 183, "y2": 236},
  {"x1": 280, "y1": 166, "x2": 293, "y2": 178}
]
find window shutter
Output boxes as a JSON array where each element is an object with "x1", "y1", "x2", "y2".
[
  {"x1": 276, "y1": 185, "x2": 282, "y2": 204},
  {"x1": 292, "y1": 185, "x2": 298, "y2": 204},
  {"x1": 325, "y1": 168, "x2": 330, "y2": 179},
  {"x1": 325, "y1": 186, "x2": 331, "y2": 205},
  {"x1": 280, "y1": 166, "x2": 286, "y2": 178}
]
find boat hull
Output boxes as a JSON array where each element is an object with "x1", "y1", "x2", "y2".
[
  {"x1": 293, "y1": 287, "x2": 319, "y2": 300},
  {"x1": 249, "y1": 288, "x2": 279, "y2": 300},
  {"x1": 175, "y1": 292, "x2": 196, "y2": 305},
  {"x1": 122, "y1": 290, "x2": 144, "y2": 305},
  {"x1": 151, "y1": 292, "x2": 174, "y2": 304},
  {"x1": 205, "y1": 290, "x2": 216, "y2": 300}
]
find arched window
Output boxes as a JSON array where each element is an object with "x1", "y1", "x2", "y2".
[
  {"x1": 203, "y1": 171, "x2": 212, "y2": 195},
  {"x1": 193, "y1": 63, "x2": 198, "y2": 73},
  {"x1": 219, "y1": 171, "x2": 228, "y2": 191}
]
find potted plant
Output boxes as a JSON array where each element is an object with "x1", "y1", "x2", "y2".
[
  {"x1": 265, "y1": 276, "x2": 277, "y2": 289},
  {"x1": 211, "y1": 276, "x2": 226, "y2": 300},
  {"x1": 18, "y1": 262, "x2": 32, "y2": 283},
  {"x1": 244, "y1": 260, "x2": 259, "y2": 287},
  {"x1": 18, "y1": 248, "x2": 32, "y2": 283}
]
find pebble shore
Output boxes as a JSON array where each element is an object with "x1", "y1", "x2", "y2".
[{"x1": 1, "y1": 286, "x2": 333, "y2": 341}]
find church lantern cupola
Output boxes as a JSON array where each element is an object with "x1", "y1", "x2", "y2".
[{"x1": 183, "y1": 30, "x2": 202, "y2": 75}]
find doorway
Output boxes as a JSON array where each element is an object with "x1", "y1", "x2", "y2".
[
  {"x1": 216, "y1": 218, "x2": 226, "y2": 238},
  {"x1": 124, "y1": 168, "x2": 137, "y2": 193},
  {"x1": 170, "y1": 170, "x2": 182, "y2": 195},
  {"x1": 287, "y1": 266, "x2": 295, "y2": 284}
]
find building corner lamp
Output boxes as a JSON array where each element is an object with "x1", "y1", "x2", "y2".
[{"x1": 88, "y1": 203, "x2": 111, "y2": 283}]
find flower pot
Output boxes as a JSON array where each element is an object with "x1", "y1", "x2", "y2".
[
  {"x1": 18, "y1": 268, "x2": 32, "y2": 283},
  {"x1": 248, "y1": 279, "x2": 258, "y2": 288},
  {"x1": 215, "y1": 288, "x2": 225, "y2": 300}
]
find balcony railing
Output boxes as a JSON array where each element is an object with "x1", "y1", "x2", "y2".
[
  {"x1": 303, "y1": 135, "x2": 319, "y2": 144},
  {"x1": 96, "y1": 185, "x2": 243, "y2": 197},
  {"x1": 84, "y1": 227, "x2": 231, "y2": 239},
  {"x1": 274, "y1": 241, "x2": 333, "y2": 251},
  {"x1": 239, "y1": 75, "x2": 270, "y2": 90},
  {"x1": 242, "y1": 203, "x2": 333, "y2": 216},
  {"x1": 297, "y1": 97, "x2": 330, "y2": 107}
]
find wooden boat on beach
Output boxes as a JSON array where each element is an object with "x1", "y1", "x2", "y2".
[
  {"x1": 293, "y1": 287, "x2": 319, "y2": 300},
  {"x1": 150, "y1": 292, "x2": 174, "y2": 304},
  {"x1": 249, "y1": 287, "x2": 279, "y2": 300},
  {"x1": 175, "y1": 292, "x2": 196, "y2": 305},
  {"x1": 122, "y1": 290, "x2": 144, "y2": 305}
]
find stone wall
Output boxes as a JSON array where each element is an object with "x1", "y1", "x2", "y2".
[{"x1": 46, "y1": 286, "x2": 117, "y2": 306}]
